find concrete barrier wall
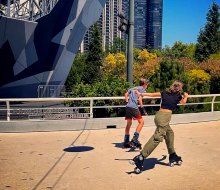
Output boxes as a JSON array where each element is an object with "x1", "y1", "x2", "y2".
[{"x1": 0, "y1": 111, "x2": 219, "y2": 133}]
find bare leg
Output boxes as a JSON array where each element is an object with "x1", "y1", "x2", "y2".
[
  {"x1": 125, "y1": 119, "x2": 132, "y2": 135},
  {"x1": 135, "y1": 118, "x2": 144, "y2": 133}
]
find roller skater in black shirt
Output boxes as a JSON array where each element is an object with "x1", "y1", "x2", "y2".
[{"x1": 129, "y1": 80, "x2": 188, "y2": 174}]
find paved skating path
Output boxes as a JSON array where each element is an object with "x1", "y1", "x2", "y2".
[{"x1": 0, "y1": 121, "x2": 220, "y2": 190}]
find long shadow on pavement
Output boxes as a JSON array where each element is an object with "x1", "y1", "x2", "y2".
[
  {"x1": 127, "y1": 155, "x2": 169, "y2": 174},
  {"x1": 112, "y1": 142, "x2": 124, "y2": 148}
]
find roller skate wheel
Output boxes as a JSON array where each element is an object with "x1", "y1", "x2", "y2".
[
  {"x1": 178, "y1": 161, "x2": 182, "y2": 165},
  {"x1": 170, "y1": 162, "x2": 174, "y2": 167},
  {"x1": 134, "y1": 167, "x2": 141, "y2": 174},
  {"x1": 129, "y1": 160, "x2": 135, "y2": 165}
]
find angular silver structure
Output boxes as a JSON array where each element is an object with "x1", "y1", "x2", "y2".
[
  {"x1": 0, "y1": 0, "x2": 59, "y2": 20},
  {"x1": 0, "y1": 0, "x2": 106, "y2": 97}
]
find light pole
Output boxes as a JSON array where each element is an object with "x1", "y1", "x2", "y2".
[
  {"x1": 127, "y1": 0, "x2": 134, "y2": 85},
  {"x1": 118, "y1": 0, "x2": 134, "y2": 86}
]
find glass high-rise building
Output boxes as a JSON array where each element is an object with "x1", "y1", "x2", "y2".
[
  {"x1": 82, "y1": 0, "x2": 163, "y2": 52},
  {"x1": 123, "y1": 0, "x2": 147, "y2": 49},
  {"x1": 146, "y1": 0, "x2": 163, "y2": 49},
  {"x1": 81, "y1": 0, "x2": 123, "y2": 52},
  {"x1": 123, "y1": 0, "x2": 163, "y2": 50}
]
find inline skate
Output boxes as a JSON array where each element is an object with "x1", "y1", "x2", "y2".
[{"x1": 130, "y1": 139, "x2": 142, "y2": 150}]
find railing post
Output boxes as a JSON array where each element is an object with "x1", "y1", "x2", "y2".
[
  {"x1": 211, "y1": 96, "x2": 216, "y2": 112},
  {"x1": 6, "y1": 101, "x2": 10, "y2": 121},
  {"x1": 90, "y1": 98, "x2": 93, "y2": 118}
]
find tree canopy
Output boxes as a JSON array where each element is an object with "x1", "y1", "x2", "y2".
[{"x1": 195, "y1": 2, "x2": 220, "y2": 62}]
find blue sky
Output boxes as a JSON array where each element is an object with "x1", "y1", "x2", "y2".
[{"x1": 162, "y1": 0, "x2": 220, "y2": 47}]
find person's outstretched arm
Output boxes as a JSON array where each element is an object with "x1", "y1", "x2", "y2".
[
  {"x1": 141, "y1": 92, "x2": 161, "y2": 97},
  {"x1": 135, "y1": 90, "x2": 161, "y2": 97},
  {"x1": 180, "y1": 92, "x2": 189, "y2": 105}
]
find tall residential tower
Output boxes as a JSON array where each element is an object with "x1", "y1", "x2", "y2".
[
  {"x1": 81, "y1": 0, "x2": 124, "y2": 52},
  {"x1": 118, "y1": 0, "x2": 163, "y2": 49},
  {"x1": 82, "y1": 0, "x2": 163, "y2": 51},
  {"x1": 146, "y1": 0, "x2": 163, "y2": 49}
]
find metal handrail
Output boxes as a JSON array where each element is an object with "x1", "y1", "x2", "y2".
[{"x1": 0, "y1": 94, "x2": 220, "y2": 121}]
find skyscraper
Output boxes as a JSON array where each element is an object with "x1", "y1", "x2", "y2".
[
  {"x1": 82, "y1": 0, "x2": 163, "y2": 52},
  {"x1": 82, "y1": 0, "x2": 123, "y2": 52},
  {"x1": 122, "y1": 0, "x2": 163, "y2": 50},
  {"x1": 146, "y1": 0, "x2": 163, "y2": 49}
]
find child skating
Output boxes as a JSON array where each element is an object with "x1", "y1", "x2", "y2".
[{"x1": 123, "y1": 78, "x2": 148, "y2": 149}]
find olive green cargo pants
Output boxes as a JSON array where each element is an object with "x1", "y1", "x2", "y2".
[{"x1": 141, "y1": 111, "x2": 175, "y2": 157}]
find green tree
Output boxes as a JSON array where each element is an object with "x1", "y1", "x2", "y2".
[
  {"x1": 162, "y1": 42, "x2": 195, "y2": 59},
  {"x1": 195, "y1": 2, "x2": 220, "y2": 62},
  {"x1": 186, "y1": 69, "x2": 211, "y2": 94},
  {"x1": 150, "y1": 59, "x2": 187, "y2": 92},
  {"x1": 200, "y1": 58, "x2": 220, "y2": 93},
  {"x1": 149, "y1": 60, "x2": 211, "y2": 113},
  {"x1": 66, "y1": 76, "x2": 130, "y2": 117},
  {"x1": 65, "y1": 53, "x2": 87, "y2": 89},
  {"x1": 65, "y1": 24, "x2": 104, "y2": 88},
  {"x1": 109, "y1": 37, "x2": 126, "y2": 53},
  {"x1": 185, "y1": 69, "x2": 211, "y2": 113},
  {"x1": 84, "y1": 24, "x2": 104, "y2": 84}
]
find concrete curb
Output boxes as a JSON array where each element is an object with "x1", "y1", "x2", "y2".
[{"x1": 0, "y1": 112, "x2": 219, "y2": 133}]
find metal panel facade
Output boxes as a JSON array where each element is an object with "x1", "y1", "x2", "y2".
[{"x1": 0, "y1": 0, "x2": 106, "y2": 97}]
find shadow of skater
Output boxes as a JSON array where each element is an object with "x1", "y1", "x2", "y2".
[
  {"x1": 112, "y1": 142, "x2": 124, "y2": 148},
  {"x1": 127, "y1": 155, "x2": 169, "y2": 174},
  {"x1": 63, "y1": 146, "x2": 94, "y2": 152},
  {"x1": 112, "y1": 142, "x2": 140, "y2": 152}
]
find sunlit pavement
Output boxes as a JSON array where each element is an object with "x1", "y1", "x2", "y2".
[{"x1": 0, "y1": 120, "x2": 220, "y2": 190}]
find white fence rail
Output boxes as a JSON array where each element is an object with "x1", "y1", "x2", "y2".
[{"x1": 0, "y1": 94, "x2": 220, "y2": 121}]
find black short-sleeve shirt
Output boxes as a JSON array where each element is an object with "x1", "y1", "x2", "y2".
[{"x1": 160, "y1": 91, "x2": 182, "y2": 111}]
